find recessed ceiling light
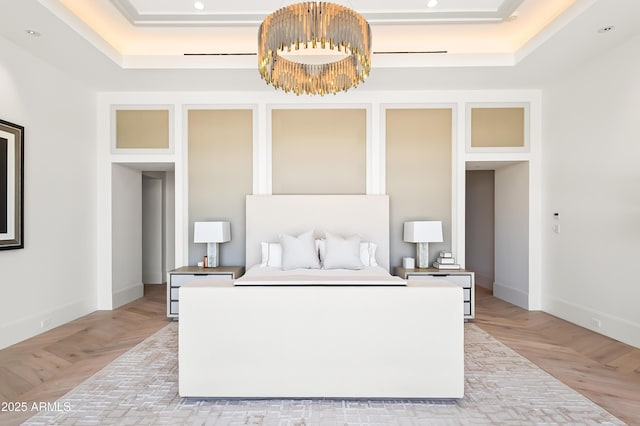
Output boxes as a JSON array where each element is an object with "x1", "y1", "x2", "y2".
[
  {"x1": 194, "y1": 1, "x2": 205, "y2": 10},
  {"x1": 598, "y1": 26, "x2": 614, "y2": 33},
  {"x1": 427, "y1": 0, "x2": 438, "y2": 8},
  {"x1": 25, "y1": 29, "x2": 41, "y2": 37}
]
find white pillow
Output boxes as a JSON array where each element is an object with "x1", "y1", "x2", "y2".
[
  {"x1": 260, "y1": 242, "x2": 282, "y2": 267},
  {"x1": 322, "y1": 232, "x2": 364, "y2": 270},
  {"x1": 317, "y1": 239, "x2": 378, "y2": 267},
  {"x1": 317, "y1": 239, "x2": 327, "y2": 262},
  {"x1": 279, "y1": 230, "x2": 321, "y2": 270},
  {"x1": 361, "y1": 242, "x2": 378, "y2": 267}
]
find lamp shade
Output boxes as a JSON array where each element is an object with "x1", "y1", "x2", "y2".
[
  {"x1": 194, "y1": 221, "x2": 231, "y2": 243},
  {"x1": 403, "y1": 221, "x2": 443, "y2": 243}
]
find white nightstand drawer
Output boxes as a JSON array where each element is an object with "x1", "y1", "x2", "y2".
[
  {"x1": 407, "y1": 274, "x2": 471, "y2": 288},
  {"x1": 398, "y1": 268, "x2": 475, "y2": 320},
  {"x1": 438, "y1": 274, "x2": 471, "y2": 288},
  {"x1": 167, "y1": 267, "x2": 244, "y2": 319},
  {"x1": 171, "y1": 273, "x2": 233, "y2": 286},
  {"x1": 170, "y1": 287, "x2": 179, "y2": 300}
]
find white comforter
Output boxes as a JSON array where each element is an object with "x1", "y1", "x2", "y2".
[{"x1": 234, "y1": 265, "x2": 406, "y2": 286}]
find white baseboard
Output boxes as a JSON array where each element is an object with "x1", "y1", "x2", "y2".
[
  {"x1": 0, "y1": 298, "x2": 95, "y2": 350},
  {"x1": 544, "y1": 296, "x2": 640, "y2": 349},
  {"x1": 493, "y1": 281, "x2": 528, "y2": 309},
  {"x1": 112, "y1": 282, "x2": 144, "y2": 309}
]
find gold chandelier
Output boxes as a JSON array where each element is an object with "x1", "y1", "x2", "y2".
[{"x1": 258, "y1": 2, "x2": 372, "y2": 96}]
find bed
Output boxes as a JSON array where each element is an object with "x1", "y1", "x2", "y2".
[
  {"x1": 179, "y1": 195, "x2": 464, "y2": 399},
  {"x1": 235, "y1": 266, "x2": 406, "y2": 286}
]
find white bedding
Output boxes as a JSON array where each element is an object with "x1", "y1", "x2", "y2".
[{"x1": 234, "y1": 265, "x2": 406, "y2": 286}]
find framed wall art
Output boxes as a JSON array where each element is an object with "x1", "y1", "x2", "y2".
[{"x1": 0, "y1": 119, "x2": 24, "y2": 250}]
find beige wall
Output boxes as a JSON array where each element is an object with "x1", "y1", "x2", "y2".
[
  {"x1": 188, "y1": 110, "x2": 253, "y2": 267},
  {"x1": 186, "y1": 107, "x2": 455, "y2": 270},
  {"x1": 272, "y1": 109, "x2": 366, "y2": 194},
  {"x1": 386, "y1": 109, "x2": 452, "y2": 268},
  {"x1": 471, "y1": 107, "x2": 524, "y2": 147},
  {"x1": 116, "y1": 110, "x2": 169, "y2": 149}
]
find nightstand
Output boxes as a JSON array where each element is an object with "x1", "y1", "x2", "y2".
[
  {"x1": 395, "y1": 267, "x2": 475, "y2": 320},
  {"x1": 167, "y1": 266, "x2": 244, "y2": 319}
]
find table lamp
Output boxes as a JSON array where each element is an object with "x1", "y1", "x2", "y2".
[
  {"x1": 194, "y1": 221, "x2": 231, "y2": 267},
  {"x1": 403, "y1": 221, "x2": 443, "y2": 268}
]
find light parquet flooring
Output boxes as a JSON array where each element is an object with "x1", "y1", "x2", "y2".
[
  {"x1": 1, "y1": 284, "x2": 638, "y2": 425},
  {"x1": 0, "y1": 284, "x2": 170, "y2": 426},
  {"x1": 473, "y1": 286, "x2": 640, "y2": 425}
]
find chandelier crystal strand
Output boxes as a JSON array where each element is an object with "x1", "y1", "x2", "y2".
[{"x1": 258, "y1": 2, "x2": 371, "y2": 96}]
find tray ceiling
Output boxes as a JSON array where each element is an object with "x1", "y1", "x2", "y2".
[
  {"x1": 111, "y1": 0, "x2": 525, "y2": 26},
  {"x1": 2, "y1": 0, "x2": 637, "y2": 91},
  {"x1": 41, "y1": 0, "x2": 580, "y2": 69}
]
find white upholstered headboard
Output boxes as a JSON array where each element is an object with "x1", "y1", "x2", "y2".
[{"x1": 245, "y1": 195, "x2": 390, "y2": 271}]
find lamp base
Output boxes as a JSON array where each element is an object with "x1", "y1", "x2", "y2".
[
  {"x1": 416, "y1": 242, "x2": 430, "y2": 269},
  {"x1": 207, "y1": 242, "x2": 220, "y2": 268}
]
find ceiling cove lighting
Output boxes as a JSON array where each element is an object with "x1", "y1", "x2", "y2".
[{"x1": 258, "y1": 2, "x2": 371, "y2": 96}]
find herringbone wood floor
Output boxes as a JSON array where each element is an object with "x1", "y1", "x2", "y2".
[
  {"x1": 474, "y1": 287, "x2": 640, "y2": 424},
  {"x1": 0, "y1": 285, "x2": 638, "y2": 425},
  {"x1": 0, "y1": 284, "x2": 170, "y2": 426}
]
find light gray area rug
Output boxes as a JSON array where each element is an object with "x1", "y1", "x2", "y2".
[{"x1": 25, "y1": 323, "x2": 623, "y2": 425}]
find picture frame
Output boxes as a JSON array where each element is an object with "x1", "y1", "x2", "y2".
[{"x1": 0, "y1": 119, "x2": 24, "y2": 250}]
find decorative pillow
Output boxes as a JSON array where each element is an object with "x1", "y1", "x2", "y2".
[
  {"x1": 322, "y1": 232, "x2": 364, "y2": 270},
  {"x1": 279, "y1": 230, "x2": 321, "y2": 270},
  {"x1": 318, "y1": 239, "x2": 378, "y2": 267},
  {"x1": 360, "y1": 242, "x2": 378, "y2": 267},
  {"x1": 317, "y1": 238, "x2": 327, "y2": 262},
  {"x1": 260, "y1": 242, "x2": 282, "y2": 267}
]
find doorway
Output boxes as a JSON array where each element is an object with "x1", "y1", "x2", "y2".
[
  {"x1": 465, "y1": 161, "x2": 530, "y2": 309},
  {"x1": 111, "y1": 163, "x2": 175, "y2": 308},
  {"x1": 142, "y1": 172, "x2": 166, "y2": 284}
]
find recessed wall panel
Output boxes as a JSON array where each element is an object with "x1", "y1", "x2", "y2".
[
  {"x1": 471, "y1": 107, "x2": 525, "y2": 148},
  {"x1": 116, "y1": 110, "x2": 169, "y2": 149},
  {"x1": 272, "y1": 109, "x2": 366, "y2": 194},
  {"x1": 386, "y1": 108, "x2": 452, "y2": 269},
  {"x1": 188, "y1": 109, "x2": 253, "y2": 267}
]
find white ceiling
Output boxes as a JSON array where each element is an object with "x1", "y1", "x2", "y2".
[
  {"x1": 42, "y1": 0, "x2": 578, "y2": 67},
  {"x1": 112, "y1": 0, "x2": 525, "y2": 25},
  {"x1": 1, "y1": 0, "x2": 639, "y2": 91}
]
